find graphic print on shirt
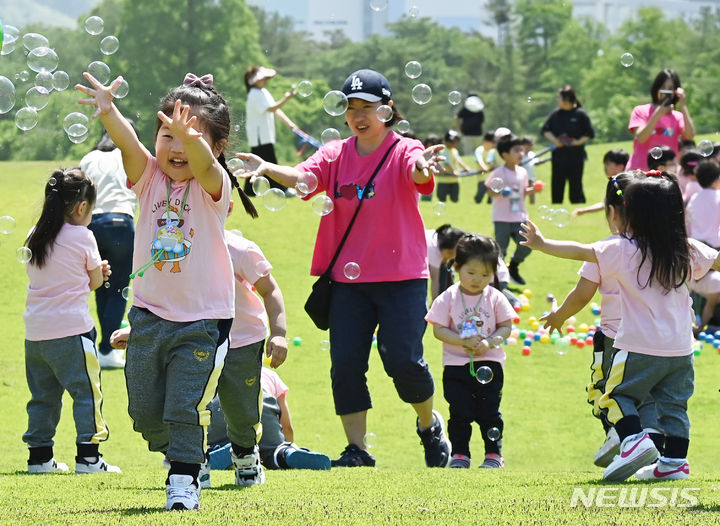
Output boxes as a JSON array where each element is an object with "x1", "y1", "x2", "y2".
[
  {"x1": 458, "y1": 304, "x2": 490, "y2": 339},
  {"x1": 151, "y1": 204, "x2": 193, "y2": 273},
  {"x1": 653, "y1": 127, "x2": 675, "y2": 137},
  {"x1": 335, "y1": 182, "x2": 376, "y2": 200}
]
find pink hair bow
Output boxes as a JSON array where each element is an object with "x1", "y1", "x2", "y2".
[{"x1": 183, "y1": 73, "x2": 213, "y2": 89}]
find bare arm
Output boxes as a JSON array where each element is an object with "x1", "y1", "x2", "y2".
[
  {"x1": 429, "y1": 265, "x2": 441, "y2": 300},
  {"x1": 88, "y1": 260, "x2": 110, "y2": 291},
  {"x1": 266, "y1": 89, "x2": 295, "y2": 113},
  {"x1": 277, "y1": 393, "x2": 294, "y2": 442},
  {"x1": 254, "y1": 274, "x2": 288, "y2": 368},
  {"x1": 634, "y1": 105, "x2": 671, "y2": 144},
  {"x1": 541, "y1": 277, "x2": 598, "y2": 335},
  {"x1": 573, "y1": 201, "x2": 604, "y2": 216},
  {"x1": 235, "y1": 153, "x2": 303, "y2": 188},
  {"x1": 274, "y1": 108, "x2": 297, "y2": 130},
  {"x1": 413, "y1": 144, "x2": 445, "y2": 185},
  {"x1": 519, "y1": 220, "x2": 597, "y2": 262},
  {"x1": 432, "y1": 319, "x2": 512, "y2": 355},
  {"x1": 675, "y1": 88, "x2": 695, "y2": 140}
]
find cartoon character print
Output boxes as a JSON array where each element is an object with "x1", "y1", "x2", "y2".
[
  {"x1": 458, "y1": 315, "x2": 485, "y2": 339},
  {"x1": 151, "y1": 204, "x2": 193, "y2": 273}
]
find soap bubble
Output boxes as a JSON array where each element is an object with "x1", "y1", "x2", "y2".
[
  {"x1": 19, "y1": 70, "x2": 30, "y2": 82},
  {"x1": 433, "y1": 201, "x2": 446, "y2": 216},
  {"x1": 411, "y1": 84, "x2": 432, "y2": 105},
  {"x1": 51, "y1": 71, "x2": 70, "y2": 91},
  {"x1": 0, "y1": 215, "x2": 17, "y2": 234},
  {"x1": 363, "y1": 432, "x2": 377, "y2": 448},
  {"x1": 376, "y1": 104, "x2": 393, "y2": 122},
  {"x1": 408, "y1": 5, "x2": 420, "y2": 18},
  {"x1": 297, "y1": 80, "x2": 313, "y2": 97},
  {"x1": 17, "y1": 246, "x2": 32, "y2": 264},
  {"x1": 63, "y1": 112, "x2": 89, "y2": 134},
  {"x1": 252, "y1": 176, "x2": 271, "y2": 196},
  {"x1": 298, "y1": 172, "x2": 318, "y2": 193},
  {"x1": 476, "y1": 365, "x2": 494, "y2": 385},
  {"x1": 100, "y1": 35, "x2": 119, "y2": 55},
  {"x1": 255, "y1": 260, "x2": 272, "y2": 278},
  {"x1": 320, "y1": 339, "x2": 330, "y2": 351},
  {"x1": 15, "y1": 107, "x2": 38, "y2": 131},
  {"x1": 448, "y1": 91, "x2": 462, "y2": 105},
  {"x1": 103, "y1": 281, "x2": 110, "y2": 288},
  {"x1": 227, "y1": 157, "x2": 244, "y2": 175},
  {"x1": 0, "y1": 76, "x2": 16, "y2": 114},
  {"x1": 1, "y1": 25, "x2": 20, "y2": 55},
  {"x1": 487, "y1": 427, "x2": 501, "y2": 442},
  {"x1": 34, "y1": 71, "x2": 54, "y2": 92},
  {"x1": 85, "y1": 16, "x2": 104, "y2": 36},
  {"x1": 698, "y1": 139, "x2": 714, "y2": 157},
  {"x1": 322, "y1": 90, "x2": 348, "y2": 116},
  {"x1": 67, "y1": 131, "x2": 89, "y2": 144},
  {"x1": 112, "y1": 79, "x2": 129, "y2": 99},
  {"x1": 344, "y1": 262, "x2": 361, "y2": 280},
  {"x1": 404, "y1": 61, "x2": 422, "y2": 79},
  {"x1": 321, "y1": 127, "x2": 341, "y2": 145},
  {"x1": 370, "y1": 0, "x2": 388, "y2": 11},
  {"x1": 311, "y1": 195, "x2": 334, "y2": 216},
  {"x1": 555, "y1": 337, "x2": 570, "y2": 355},
  {"x1": 25, "y1": 86, "x2": 50, "y2": 111},
  {"x1": 66, "y1": 123, "x2": 89, "y2": 138},
  {"x1": 121, "y1": 286, "x2": 132, "y2": 300},
  {"x1": 396, "y1": 119, "x2": 410, "y2": 134},
  {"x1": 27, "y1": 47, "x2": 58, "y2": 73},
  {"x1": 87, "y1": 61, "x2": 111, "y2": 85},
  {"x1": 22, "y1": 33, "x2": 48, "y2": 51},
  {"x1": 649, "y1": 146, "x2": 663, "y2": 160},
  {"x1": 488, "y1": 177, "x2": 505, "y2": 193},
  {"x1": 537, "y1": 205, "x2": 552, "y2": 220},
  {"x1": 620, "y1": 52, "x2": 634, "y2": 67},
  {"x1": 550, "y1": 208, "x2": 571, "y2": 228},
  {"x1": 48, "y1": 177, "x2": 57, "y2": 187},
  {"x1": 464, "y1": 95, "x2": 484, "y2": 112},
  {"x1": 263, "y1": 188, "x2": 287, "y2": 211}
]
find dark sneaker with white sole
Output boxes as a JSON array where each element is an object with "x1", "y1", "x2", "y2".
[
  {"x1": 331, "y1": 444, "x2": 376, "y2": 467},
  {"x1": 417, "y1": 410, "x2": 451, "y2": 467}
]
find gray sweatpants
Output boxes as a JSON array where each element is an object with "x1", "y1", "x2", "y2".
[
  {"x1": 494, "y1": 221, "x2": 532, "y2": 264},
  {"x1": 23, "y1": 329, "x2": 108, "y2": 447},
  {"x1": 599, "y1": 350, "x2": 693, "y2": 439},
  {"x1": 124, "y1": 307, "x2": 230, "y2": 464}
]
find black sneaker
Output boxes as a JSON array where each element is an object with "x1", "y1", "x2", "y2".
[
  {"x1": 331, "y1": 444, "x2": 376, "y2": 467},
  {"x1": 417, "y1": 410, "x2": 451, "y2": 467},
  {"x1": 508, "y1": 262, "x2": 526, "y2": 286}
]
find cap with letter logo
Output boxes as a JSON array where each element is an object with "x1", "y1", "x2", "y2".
[{"x1": 341, "y1": 69, "x2": 392, "y2": 103}]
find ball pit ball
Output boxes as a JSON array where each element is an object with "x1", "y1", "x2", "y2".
[
  {"x1": 567, "y1": 316, "x2": 577, "y2": 325},
  {"x1": 546, "y1": 293, "x2": 555, "y2": 303},
  {"x1": 585, "y1": 337, "x2": 594, "y2": 345},
  {"x1": 519, "y1": 330, "x2": 527, "y2": 338},
  {"x1": 528, "y1": 316, "x2": 537, "y2": 323},
  {"x1": 576, "y1": 340, "x2": 585, "y2": 349},
  {"x1": 540, "y1": 334, "x2": 550, "y2": 344},
  {"x1": 512, "y1": 316, "x2": 521, "y2": 324},
  {"x1": 521, "y1": 303, "x2": 530, "y2": 312},
  {"x1": 533, "y1": 333, "x2": 541, "y2": 341},
  {"x1": 592, "y1": 306, "x2": 601, "y2": 315},
  {"x1": 507, "y1": 337, "x2": 517, "y2": 345},
  {"x1": 522, "y1": 346, "x2": 531, "y2": 356},
  {"x1": 579, "y1": 323, "x2": 588, "y2": 332},
  {"x1": 292, "y1": 337, "x2": 302, "y2": 346},
  {"x1": 533, "y1": 180, "x2": 544, "y2": 191},
  {"x1": 513, "y1": 304, "x2": 522, "y2": 313},
  {"x1": 501, "y1": 187, "x2": 511, "y2": 196},
  {"x1": 570, "y1": 336, "x2": 578, "y2": 345},
  {"x1": 523, "y1": 338, "x2": 532, "y2": 346},
  {"x1": 523, "y1": 289, "x2": 532, "y2": 298},
  {"x1": 531, "y1": 321, "x2": 540, "y2": 331},
  {"x1": 694, "y1": 348, "x2": 701, "y2": 356},
  {"x1": 566, "y1": 325, "x2": 575, "y2": 333}
]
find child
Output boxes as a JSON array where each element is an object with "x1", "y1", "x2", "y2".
[
  {"x1": 76, "y1": 72, "x2": 257, "y2": 510},
  {"x1": 425, "y1": 234, "x2": 514, "y2": 468},
  {"x1": 520, "y1": 174, "x2": 720, "y2": 481},
  {"x1": 573, "y1": 149, "x2": 629, "y2": 216},
  {"x1": 679, "y1": 149, "x2": 703, "y2": 203},
  {"x1": 427, "y1": 224, "x2": 466, "y2": 300},
  {"x1": 473, "y1": 131, "x2": 499, "y2": 203},
  {"x1": 484, "y1": 133, "x2": 539, "y2": 286},
  {"x1": 205, "y1": 367, "x2": 331, "y2": 471},
  {"x1": 518, "y1": 136, "x2": 539, "y2": 204},
  {"x1": 22, "y1": 168, "x2": 120, "y2": 475},
  {"x1": 436, "y1": 130, "x2": 471, "y2": 203}
]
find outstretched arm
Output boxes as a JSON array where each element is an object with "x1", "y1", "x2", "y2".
[
  {"x1": 414, "y1": 144, "x2": 445, "y2": 184},
  {"x1": 76, "y1": 74, "x2": 150, "y2": 183},
  {"x1": 519, "y1": 220, "x2": 597, "y2": 262},
  {"x1": 235, "y1": 152, "x2": 304, "y2": 188},
  {"x1": 541, "y1": 277, "x2": 598, "y2": 335}
]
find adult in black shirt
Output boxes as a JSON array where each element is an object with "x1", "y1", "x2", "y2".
[
  {"x1": 454, "y1": 93, "x2": 485, "y2": 155},
  {"x1": 541, "y1": 85, "x2": 595, "y2": 204}
]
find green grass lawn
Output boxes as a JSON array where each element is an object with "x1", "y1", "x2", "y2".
[{"x1": 1, "y1": 140, "x2": 719, "y2": 525}]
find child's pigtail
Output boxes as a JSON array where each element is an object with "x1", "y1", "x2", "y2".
[{"x1": 218, "y1": 152, "x2": 258, "y2": 219}]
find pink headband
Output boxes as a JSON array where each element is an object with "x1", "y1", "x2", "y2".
[{"x1": 183, "y1": 73, "x2": 213, "y2": 89}]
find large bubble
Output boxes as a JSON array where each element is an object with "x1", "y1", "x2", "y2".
[
  {"x1": 322, "y1": 90, "x2": 348, "y2": 116},
  {"x1": 411, "y1": 84, "x2": 432, "y2": 105},
  {"x1": 1, "y1": 25, "x2": 20, "y2": 56},
  {"x1": 297, "y1": 80, "x2": 313, "y2": 97},
  {"x1": 87, "y1": 61, "x2": 111, "y2": 85},
  {"x1": 0, "y1": 76, "x2": 16, "y2": 114},
  {"x1": 25, "y1": 86, "x2": 50, "y2": 111},
  {"x1": 34, "y1": 71, "x2": 54, "y2": 92},
  {"x1": 85, "y1": 16, "x2": 104, "y2": 35},
  {"x1": 100, "y1": 35, "x2": 119, "y2": 55},
  {"x1": 27, "y1": 46, "x2": 58, "y2": 73},
  {"x1": 311, "y1": 195, "x2": 333, "y2": 216},
  {"x1": 15, "y1": 107, "x2": 38, "y2": 131},
  {"x1": 51, "y1": 71, "x2": 70, "y2": 91},
  {"x1": 63, "y1": 112, "x2": 89, "y2": 134},
  {"x1": 404, "y1": 61, "x2": 422, "y2": 79},
  {"x1": 620, "y1": 52, "x2": 634, "y2": 67},
  {"x1": 22, "y1": 33, "x2": 49, "y2": 51}
]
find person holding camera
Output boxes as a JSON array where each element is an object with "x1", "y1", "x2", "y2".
[{"x1": 627, "y1": 69, "x2": 695, "y2": 170}]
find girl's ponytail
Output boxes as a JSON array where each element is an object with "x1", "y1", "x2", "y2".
[{"x1": 218, "y1": 152, "x2": 258, "y2": 219}]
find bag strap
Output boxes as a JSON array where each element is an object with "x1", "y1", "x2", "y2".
[{"x1": 324, "y1": 137, "x2": 401, "y2": 274}]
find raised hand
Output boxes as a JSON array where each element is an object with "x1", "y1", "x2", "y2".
[
  {"x1": 234, "y1": 152, "x2": 268, "y2": 179},
  {"x1": 416, "y1": 144, "x2": 446, "y2": 175},
  {"x1": 157, "y1": 99, "x2": 203, "y2": 143},
  {"x1": 519, "y1": 220, "x2": 544, "y2": 249},
  {"x1": 76, "y1": 73, "x2": 125, "y2": 118}
]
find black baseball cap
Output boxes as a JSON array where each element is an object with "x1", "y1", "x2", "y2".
[{"x1": 341, "y1": 69, "x2": 392, "y2": 103}]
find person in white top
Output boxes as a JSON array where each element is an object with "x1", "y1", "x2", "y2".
[
  {"x1": 243, "y1": 65, "x2": 297, "y2": 195},
  {"x1": 80, "y1": 126, "x2": 138, "y2": 368},
  {"x1": 520, "y1": 173, "x2": 720, "y2": 483}
]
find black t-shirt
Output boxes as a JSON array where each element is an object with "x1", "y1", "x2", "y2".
[
  {"x1": 541, "y1": 107, "x2": 595, "y2": 163},
  {"x1": 456, "y1": 107, "x2": 484, "y2": 136}
]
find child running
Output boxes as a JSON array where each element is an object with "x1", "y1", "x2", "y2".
[
  {"x1": 425, "y1": 234, "x2": 514, "y2": 469},
  {"x1": 76, "y1": 72, "x2": 257, "y2": 510},
  {"x1": 520, "y1": 173, "x2": 720, "y2": 481},
  {"x1": 22, "y1": 168, "x2": 120, "y2": 475}
]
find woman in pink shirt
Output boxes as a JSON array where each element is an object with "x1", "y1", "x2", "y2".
[
  {"x1": 237, "y1": 69, "x2": 452, "y2": 469},
  {"x1": 627, "y1": 69, "x2": 695, "y2": 170},
  {"x1": 521, "y1": 173, "x2": 720, "y2": 483}
]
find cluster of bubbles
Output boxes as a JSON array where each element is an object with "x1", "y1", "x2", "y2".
[
  {"x1": 0, "y1": 16, "x2": 121, "y2": 139},
  {"x1": 537, "y1": 205, "x2": 571, "y2": 228}
]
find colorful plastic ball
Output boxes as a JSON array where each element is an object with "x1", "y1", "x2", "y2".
[
  {"x1": 512, "y1": 316, "x2": 521, "y2": 324},
  {"x1": 292, "y1": 337, "x2": 302, "y2": 346},
  {"x1": 521, "y1": 303, "x2": 530, "y2": 312},
  {"x1": 540, "y1": 334, "x2": 550, "y2": 344},
  {"x1": 714, "y1": 330, "x2": 720, "y2": 339},
  {"x1": 528, "y1": 316, "x2": 537, "y2": 323},
  {"x1": 523, "y1": 338, "x2": 532, "y2": 346},
  {"x1": 526, "y1": 330, "x2": 535, "y2": 339},
  {"x1": 591, "y1": 306, "x2": 601, "y2": 315},
  {"x1": 714, "y1": 340, "x2": 720, "y2": 349},
  {"x1": 546, "y1": 293, "x2": 555, "y2": 303},
  {"x1": 521, "y1": 346, "x2": 531, "y2": 356},
  {"x1": 513, "y1": 304, "x2": 522, "y2": 313},
  {"x1": 698, "y1": 332, "x2": 707, "y2": 340},
  {"x1": 594, "y1": 318, "x2": 601, "y2": 326},
  {"x1": 550, "y1": 335, "x2": 559, "y2": 344},
  {"x1": 693, "y1": 348, "x2": 701, "y2": 356},
  {"x1": 569, "y1": 336, "x2": 578, "y2": 345},
  {"x1": 585, "y1": 337, "x2": 594, "y2": 346},
  {"x1": 533, "y1": 333, "x2": 541, "y2": 341},
  {"x1": 523, "y1": 289, "x2": 532, "y2": 298},
  {"x1": 533, "y1": 180, "x2": 544, "y2": 191},
  {"x1": 579, "y1": 323, "x2": 588, "y2": 332},
  {"x1": 566, "y1": 325, "x2": 575, "y2": 333},
  {"x1": 507, "y1": 337, "x2": 517, "y2": 345},
  {"x1": 519, "y1": 330, "x2": 527, "y2": 338},
  {"x1": 501, "y1": 187, "x2": 511, "y2": 196},
  {"x1": 567, "y1": 316, "x2": 577, "y2": 325},
  {"x1": 576, "y1": 340, "x2": 585, "y2": 349}
]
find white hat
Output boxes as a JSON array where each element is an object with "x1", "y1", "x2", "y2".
[{"x1": 248, "y1": 66, "x2": 277, "y2": 86}]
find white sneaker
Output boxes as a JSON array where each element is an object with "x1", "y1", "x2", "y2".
[
  {"x1": 594, "y1": 427, "x2": 620, "y2": 467},
  {"x1": 635, "y1": 457, "x2": 690, "y2": 480},
  {"x1": 603, "y1": 432, "x2": 658, "y2": 481},
  {"x1": 75, "y1": 456, "x2": 122, "y2": 474},
  {"x1": 165, "y1": 474, "x2": 200, "y2": 511},
  {"x1": 98, "y1": 348, "x2": 125, "y2": 368},
  {"x1": 199, "y1": 461, "x2": 211, "y2": 488},
  {"x1": 231, "y1": 445, "x2": 265, "y2": 486},
  {"x1": 28, "y1": 458, "x2": 68, "y2": 473}
]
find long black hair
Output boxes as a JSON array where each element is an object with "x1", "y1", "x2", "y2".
[
  {"x1": 604, "y1": 170, "x2": 645, "y2": 228},
  {"x1": 623, "y1": 174, "x2": 689, "y2": 291},
  {"x1": 157, "y1": 82, "x2": 258, "y2": 219},
  {"x1": 26, "y1": 168, "x2": 96, "y2": 268}
]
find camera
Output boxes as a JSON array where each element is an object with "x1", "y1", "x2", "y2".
[{"x1": 659, "y1": 89, "x2": 675, "y2": 106}]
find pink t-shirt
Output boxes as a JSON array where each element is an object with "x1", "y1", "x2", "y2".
[
  {"x1": 684, "y1": 180, "x2": 701, "y2": 204},
  {"x1": 261, "y1": 367, "x2": 288, "y2": 399},
  {"x1": 225, "y1": 231, "x2": 270, "y2": 349},
  {"x1": 425, "y1": 283, "x2": 515, "y2": 367},
  {"x1": 687, "y1": 189, "x2": 720, "y2": 248},
  {"x1": 578, "y1": 259, "x2": 620, "y2": 339},
  {"x1": 24, "y1": 224, "x2": 102, "y2": 341},
  {"x1": 485, "y1": 165, "x2": 529, "y2": 223},
  {"x1": 627, "y1": 104, "x2": 685, "y2": 170},
  {"x1": 593, "y1": 237, "x2": 717, "y2": 356},
  {"x1": 296, "y1": 131, "x2": 432, "y2": 282},
  {"x1": 130, "y1": 157, "x2": 234, "y2": 321}
]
